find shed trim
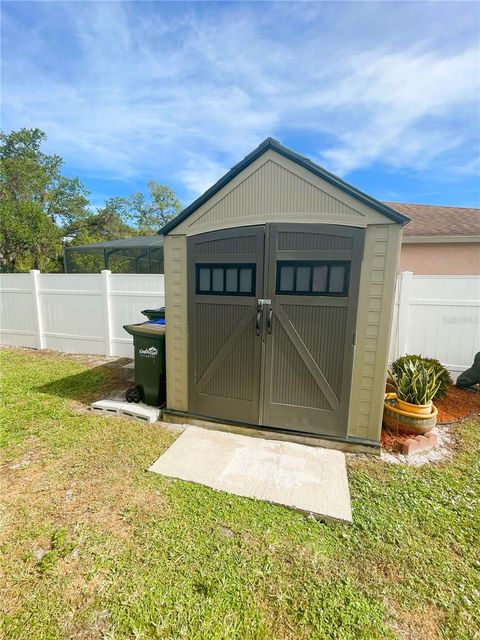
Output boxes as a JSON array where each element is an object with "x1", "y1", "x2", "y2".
[{"x1": 160, "y1": 138, "x2": 410, "y2": 235}]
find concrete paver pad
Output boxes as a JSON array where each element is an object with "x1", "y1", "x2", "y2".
[{"x1": 149, "y1": 426, "x2": 352, "y2": 523}]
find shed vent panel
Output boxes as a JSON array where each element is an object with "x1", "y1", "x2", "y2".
[
  {"x1": 277, "y1": 232, "x2": 352, "y2": 252},
  {"x1": 194, "y1": 235, "x2": 256, "y2": 256}
]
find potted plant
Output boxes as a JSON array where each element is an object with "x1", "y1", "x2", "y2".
[
  {"x1": 391, "y1": 354, "x2": 452, "y2": 399},
  {"x1": 388, "y1": 359, "x2": 441, "y2": 415},
  {"x1": 384, "y1": 359, "x2": 440, "y2": 433}
]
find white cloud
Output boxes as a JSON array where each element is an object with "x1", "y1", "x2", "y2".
[
  {"x1": 313, "y1": 48, "x2": 480, "y2": 174},
  {"x1": 178, "y1": 155, "x2": 228, "y2": 196},
  {"x1": 1, "y1": 1, "x2": 479, "y2": 200}
]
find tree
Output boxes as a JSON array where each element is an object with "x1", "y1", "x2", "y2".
[
  {"x1": 62, "y1": 197, "x2": 138, "y2": 273},
  {"x1": 65, "y1": 197, "x2": 135, "y2": 245},
  {"x1": 0, "y1": 201, "x2": 61, "y2": 271},
  {"x1": 0, "y1": 127, "x2": 182, "y2": 272},
  {"x1": 0, "y1": 128, "x2": 90, "y2": 272},
  {"x1": 129, "y1": 181, "x2": 181, "y2": 233},
  {"x1": 64, "y1": 183, "x2": 181, "y2": 247}
]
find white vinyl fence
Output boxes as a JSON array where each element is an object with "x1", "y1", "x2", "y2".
[
  {"x1": 389, "y1": 272, "x2": 480, "y2": 379},
  {"x1": 0, "y1": 270, "x2": 164, "y2": 358},
  {"x1": 0, "y1": 271, "x2": 478, "y2": 376}
]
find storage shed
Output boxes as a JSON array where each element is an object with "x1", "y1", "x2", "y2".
[{"x1": 160, "y1": 138, "x2": 409, "y2": 448}]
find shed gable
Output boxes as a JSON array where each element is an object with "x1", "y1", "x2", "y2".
[
  {"x1": 191, "y1": 159, "x2": 363, "y2": 228},
  {"x1": 170, "y1": 149, "x2": 397, "y2": 236},
  {"x1": 162, "y1": 138, "x2": 408, "y2": 237}
]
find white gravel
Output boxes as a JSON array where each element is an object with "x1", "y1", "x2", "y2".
[
  {"x1": 348, "y1": 426, "x2": 456, "y2": 467},
  {"x1": 382, "y1": 427, "x2": 455, "y2": 467}
]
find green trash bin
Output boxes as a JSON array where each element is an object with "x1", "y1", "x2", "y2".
[
  {"x1": 123, "y1": 322, "x2": 166, "y2": 406},
  {"x1": 141, "y1": 307, "x2": 165, "y2": 321}
]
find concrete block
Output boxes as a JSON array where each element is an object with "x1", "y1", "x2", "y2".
[{"x1": 91, "y1": 400, "x2": 160, "y2": 424}]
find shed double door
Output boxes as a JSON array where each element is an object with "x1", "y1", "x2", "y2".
[{"x1": 187, "y1": 224, "x2": 364, "y2": 437}]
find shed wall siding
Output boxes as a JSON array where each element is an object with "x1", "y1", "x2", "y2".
[
  {"x1": 347, "y1": 224, "x2": 402, "y2": 441},
  {"x1": 171, "y1": 151, "x2": 393, "y2": 236},
  {"x1": 164, "y1": 235, "x2": 188, "y2": 410}
]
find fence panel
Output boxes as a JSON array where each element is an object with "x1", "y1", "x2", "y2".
[
  {"x1": 39, "y1": 273, "x2": 105, "y2": 354},
  {"x1": 1, "y1": 271, "x2": 477, "y2": 376},
  {"x1": 0, "y1": 273, "x2": 37, "y2": 348},
  {"x1": 0, "y1": 271, "x2": 164, "y2": 357},
  {"x1": 406, "y1": 276, "x2": 479, "y2": 377},
  {"x1": 390, "y1": 273, "x2": 479, "y2": 379},
  {"x1": 109, "y1": 274, "x2": 165, "y2": 357}
]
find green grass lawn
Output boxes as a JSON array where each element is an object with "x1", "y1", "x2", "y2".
[{"x1": 1, "y1": 348, "x2": 479, "y2": 640}]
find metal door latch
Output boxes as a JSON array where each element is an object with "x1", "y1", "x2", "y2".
[{"x1": 257, "y1": 299, "x2": 271, "y2": 308}]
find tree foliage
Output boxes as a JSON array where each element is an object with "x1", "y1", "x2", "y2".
[
  {"x1": 64, "y1": 197, "x2": 135, "y2": 246},
  {"x1": 83, "y1": 181, "x2": 182, "y2": 236},
  {"x1": 0, "y1": 128, "x2": 89, "y2": 271},
  {"x1": 1, "y1": 128, "x2": 182, "y2": 272},
  {"x1": 136, "y1": 180, "x2": 181, "y2": 232},
  {"x1": 0, "y1": 201, "x2": 61, "y2": 271}
]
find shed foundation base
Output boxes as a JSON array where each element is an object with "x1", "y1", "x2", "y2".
[{"x1": 161, "y1": 410, "x2": 380, "y2": 455}]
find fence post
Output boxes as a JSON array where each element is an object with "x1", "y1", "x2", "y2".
[
  {"x1": 101, "y1": 270, "x2": 113, "y2": 356},
  {"x1": 30, "y1": 269, "x2": 45, "y2": 349},
  {"x1": 396, "y1": 271, "x2": 413, "y2": 358}
]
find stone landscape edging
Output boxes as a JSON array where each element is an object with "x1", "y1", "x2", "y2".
[{"x1": 402, "y1": 430, "x2": 438, "y2": 456}]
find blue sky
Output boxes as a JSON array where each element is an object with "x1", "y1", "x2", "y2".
[{"x1": 2, "y1": 1, "x2": 479, "y2": 209}]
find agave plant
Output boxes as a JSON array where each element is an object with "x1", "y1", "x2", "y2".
[
  {"x1": 388, "y1": 359, "x2": 441, "y2": 405},
  {"x1": 391, "y1": 354, "x2": 452, "y2": 399}
]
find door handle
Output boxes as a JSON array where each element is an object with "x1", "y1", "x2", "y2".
[
  {"x1": 256, "y1": 299, "x2": 269, "y2": 336},
  {"x1": 256, "y1": 310, "x2": 262, "y2": 336},
  {"x1": 267, "y1": 307, "x2": 273, "y2": 334},
  {"x1": 256, "y1": 303, "x2": 262, "y2": 336}
]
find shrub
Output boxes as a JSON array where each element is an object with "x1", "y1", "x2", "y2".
[{"x1": 391, "y1": 354, "x2": 453, "y2": 400}]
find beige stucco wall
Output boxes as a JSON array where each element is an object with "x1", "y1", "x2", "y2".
[
  {"x1": 400, "y1": 242, "x2": 480, "y2": 275},
  {"x1": 164, "y1": 148, "x2": 403, "y2": 444}
]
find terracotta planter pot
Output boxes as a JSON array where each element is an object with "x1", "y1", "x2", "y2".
[
  {"x1": 383, "y1": 393, "x2": 437, "y2": 434},
  {"x1": 397, "y1": 398, "x2": 433, "y2": 416}
]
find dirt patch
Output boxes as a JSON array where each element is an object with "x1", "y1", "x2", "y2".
[
  {"x1": 381, "y1": 385, "x2": 480, "y2": 457},
  {"x1": 388, "y1": 601, "x2": 445, "y2": 640},
  {"x1": 0, "y1": 345, "x2": 125, "y2": 366},
  {"x1": 435, "y1": 385, "x2": 480, "y2": 423},
  {"x1": 381, "y1": 427, "x2": 421, "y2": 453}
]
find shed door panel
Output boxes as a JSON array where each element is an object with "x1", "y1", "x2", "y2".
[
  {"x1": 187, "y1": 227, "x2": 264, "y2": 424},
  {"x1": 262, "y1": 224, "x2": 364, "y2": 436}
]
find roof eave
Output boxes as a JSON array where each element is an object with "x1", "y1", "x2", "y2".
[
  {"x1": 402, "y1": 234, "x2": 480, "y2": 244},
  {"x1": 64, "y1": 235, "x2": 163, "y2": 251}
]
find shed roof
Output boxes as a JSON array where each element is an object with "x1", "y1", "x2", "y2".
[
  {"x1": 383, "y1": 202, "x2": 480, "y2": 238},
  {"x1": 65, "y1": 235, "x2": 163, "y2": 251},
  {"x1": 160, "y1": 138, "x2": 409, "y2": 235}
]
